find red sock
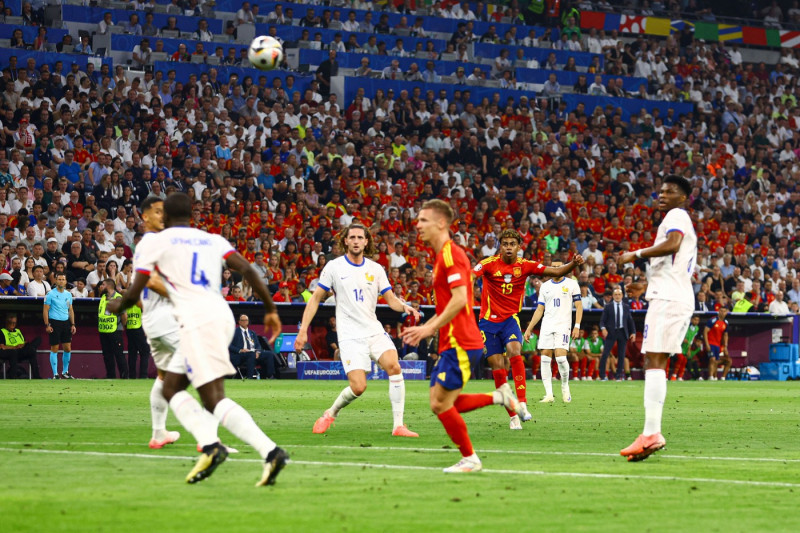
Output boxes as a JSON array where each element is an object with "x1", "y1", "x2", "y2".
[
  {"x1": 438, "y1": 407, "x2": 473, "y2": 457},
  {"x1": 579, "y1": 357, "x2": 587, "y2": 379},
  {"x1": 588, "y1": 359, "x2": 597, "y2": 378},
  {"x1": 492, "y1": 369, "x2": 507, "y2": 389},
  {"x1": 454, "y1": 393, "x2": 494, "y2": 413},
  {"x1": 570, "y1": 360, "x2": 578, "y2": 378},
  {"x1": 510, "y1": 355, "x2": 527, "y2": 403},
  {"x1": 531, "y1": 355, "x2": 541, "y2": 377},
  {"x1": 492, "y1": 368, "x2": 514, "y2": 416},
  {"x1": 676, "y1": 354, "x2": 687, "y2": 378}
]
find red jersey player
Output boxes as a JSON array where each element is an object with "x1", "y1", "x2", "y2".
[
  {"x1": 474, "y1": 229, "x2": 583, "y2": 429},
  {"x1": 402, "y1": 200, "x2": 523, "y2": 473}
]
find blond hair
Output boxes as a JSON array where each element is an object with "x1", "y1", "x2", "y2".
[{"x1": 421, "y1": 199, "x2": 454, "y2": 224}]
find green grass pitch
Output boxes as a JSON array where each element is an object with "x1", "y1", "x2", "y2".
[{"x1": 1, "y1": 379, "x2": 799, "y2": 532}]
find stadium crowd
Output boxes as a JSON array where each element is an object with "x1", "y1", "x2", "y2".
[{"x1": 0, "y1": 0, "x2": 799, "y2": 328}]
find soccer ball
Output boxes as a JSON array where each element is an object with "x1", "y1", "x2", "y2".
[{"x1": 248, "y1": 35, "x2": 284, "y2": 71}]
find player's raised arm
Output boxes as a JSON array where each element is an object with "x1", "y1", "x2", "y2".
[
  {"x1": 523, "y1": 302, "x2": 544, "y2": 342},
  {"x1": 226, "y1": 251, "x2": 281, "y2": 344},
  {"x1": 295, "y1": 285, "x2": 329, "y2": 351},
  {"x1": 542, "y1": 254, "x2": 584, "y2": 278}
]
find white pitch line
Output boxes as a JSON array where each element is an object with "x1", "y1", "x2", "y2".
[
  {"x1": 0, "y1": 447, "x2": 799, "y2": 489},
  {"x1": 2, "y1": 441, "x2": 800, "y2": 464}
]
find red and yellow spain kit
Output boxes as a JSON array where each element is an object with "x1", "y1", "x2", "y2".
[
  {"x1": 473, "y1": 256, "x2": 546, "y2": 322},
  {"x1": 433, "y1": 240, "x2": 483, "y2": 353}
]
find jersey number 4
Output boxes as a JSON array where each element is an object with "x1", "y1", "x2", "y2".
[{"x1": 190, "y1": 252, "x2": 210, "y2": 288}]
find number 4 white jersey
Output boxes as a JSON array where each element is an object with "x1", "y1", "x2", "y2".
[
  {"x1": 133, "y1": 226, "x2": 235, "y2": 328},
  {"x1": 537, "y1": 277, "x2": 581, "y2": 336},
  {"x1": 317, "y1": 255, "x2": 391, "y2": 341},
  {"x1": 645, "y1": 208, "x2": 697, "y2": 307}
]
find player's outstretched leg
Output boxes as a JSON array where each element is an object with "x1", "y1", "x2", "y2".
[
  {"x1": 539, "y1": 356, "x2": 554, "y2": 402},
  {"x1": 149, "y1": 377, "x2": 181, "y2": 449},
  {"x1": 621, "y1": 365, "x2": 667, "y2": 462},
  {"x1": 556, "y1": 356, "x2": 571, "y2": 403}
]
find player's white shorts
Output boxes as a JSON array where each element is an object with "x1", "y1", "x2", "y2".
[
  {"x1": 147, "y1": 328, "x2": 180, "y2": 371},
  {"x1": 538, "y1": 331, "x2": 571, "y2": 351},
  {"x1": 338, "y1": 332, "x2": 397, "y2": 374},
  {"x1": 642, "y1": 299, "x2": 693, "y2": 355},
  {"x1": 169, "y1": 316, "x2": 236, "y2": 388}
]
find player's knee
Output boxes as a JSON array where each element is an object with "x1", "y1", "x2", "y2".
[
  {"x1": 385, "y1": 362, "x2": 402, "y2": 375},
  {"x1": 429, "y1": 398, "x2": 447, "y2": 415},
  {"x1": 350, "y1": 382, "x2": 367, "y2": 396}
]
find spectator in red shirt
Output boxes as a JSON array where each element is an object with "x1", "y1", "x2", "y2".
[{"x1": 272, "y1": 281, "x2": 292, "y2": 303}]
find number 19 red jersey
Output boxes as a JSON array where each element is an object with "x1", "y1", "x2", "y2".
[{"x1": 473, "y1": 256, "x2": 546, "y2": 322}]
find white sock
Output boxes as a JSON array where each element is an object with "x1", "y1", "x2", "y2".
[
  {"x1": 330, "y1": 386, "x2": 359, "y2": 417},
  {"x1": 643, "y1": 369, "x2": 667, "y2": 436},
  {"x1": 541, "y1": 356, "x2": 553, "y2": 397},
  {"x1": 556, "y1": 356, "x2": 569, "y2": 387},
  {"x1": 169, "y1": 391, "x2": 218, "y2": 448},
  {"x1": 213, "y1": 397, "x2": 276, "y2": 460},
  {"x1": 388, "y1": 374, "x2": 405, "y2": 428},
  {"x1": 150, "y1": 378, "x2": 169, "y2": 439}
]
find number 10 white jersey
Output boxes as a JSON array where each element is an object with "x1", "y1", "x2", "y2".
[
  {"x1": 133, "y1": 226, "x2": 235, "y2": 328},
  {"x1": 317, "y1": 255, "x2": 392, "y2": 341},
  {"x1": 537, "y1": 277, "x2": 581, "y2": 336}
]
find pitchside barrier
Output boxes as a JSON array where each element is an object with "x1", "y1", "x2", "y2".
[{"x1": 0, "y1": 298, "x2": 796, "y2": 380}]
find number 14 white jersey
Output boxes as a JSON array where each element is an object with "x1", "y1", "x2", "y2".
[
  {"x1": 134, "y1": 226, "x2": 235, "y2": 328},
  {"x1": 317, "y1": 255, "x2": 391, "y2": 341},
  {"x1": 537, "y1": 277, "x2": 581, "y2": 336}
]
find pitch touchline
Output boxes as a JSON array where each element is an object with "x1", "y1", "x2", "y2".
[
  {"x1": 0, "y1": 447, "x2": 798, "y2": 489},
  {"x1": 2, "y1": 441, "x2": 799, "y2": 464}
]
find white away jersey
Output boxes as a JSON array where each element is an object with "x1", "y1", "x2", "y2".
[
  {"x1": 134, "y1": 232, "x2": 179, "y2": 337},
  {"x1": 537, "y1": 277, "x2": 581, "y2": 335},
  {"x1": 645, "y1": 208, "x2": 697, "y2": 306},
  {"x1": 317, "y1": 255, "x2": 392, "y2": 341},
  {"x1": 133, "y1": 227, "x2": 235, "y2": 328}
]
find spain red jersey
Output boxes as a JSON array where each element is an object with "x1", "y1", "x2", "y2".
[
  {"x1": 433, "y1": 240, "x2": 483, "y2": 353},
  {"x1": 705, "y1": 317, "x2": 728, "y2": 347},
  {"x1": 473, "y1": 255, "x2": 546, "y2": 322}
]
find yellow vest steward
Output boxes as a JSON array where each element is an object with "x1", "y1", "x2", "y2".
[
  {"x1": 732, "y1": 299, "x2": 753, "y2": 313},
  {"x1": 1, "y1": 328, "x2": 25, "y2": 347},
  {"x1": 98, "y1": 293, "x2": 122, "y2": 333},
  {"x1": 127, "y1": 304, "x2": 142, "y2": 330}
]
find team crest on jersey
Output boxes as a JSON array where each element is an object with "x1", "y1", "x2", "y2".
[
  {"x1": 513, "y1": 267, "x2": 522, "y2": 277},
  {"x1": 365, "y1": 272, "x2": 374, "y2": 282},
  {"x1": 504, "y1": 274, "x2": 512, "y2": 283},
  {"x1": 562, "y1": 286, "x2": 570, "y2": 293}
]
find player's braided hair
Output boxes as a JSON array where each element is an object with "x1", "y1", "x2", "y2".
[
  {"x1": 498, "y1": 229, "x2": 522, "y2": 244},
  {"x1": 338, "y1": 223, "x2": 378, "y2": 257}
]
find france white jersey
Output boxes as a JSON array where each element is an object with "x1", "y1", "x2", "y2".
[
  {"x1": 317, "y1": 255, "x2": 392, "y2": 341},
  {"x1": 134, "y1": 232, "x2": 179, "y2": 338},
  {"x1": 537, "y1": 277, "x2": 581, "y2": 335},
  {"x1": 645, "y1": 208, "x2": 697, "y2": 307},
  {"x1": 133, "y1": 226, "x2": 235, "y2": 328}
]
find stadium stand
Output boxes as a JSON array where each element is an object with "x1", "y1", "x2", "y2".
[{"x1": 2, "y1": 0, "x2": 800, "y2": 378}]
